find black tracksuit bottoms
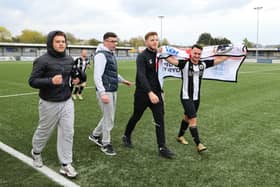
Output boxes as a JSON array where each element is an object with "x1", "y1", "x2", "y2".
[{"x1": 124, "y1": 91, "x2": 166, "y2": 148}]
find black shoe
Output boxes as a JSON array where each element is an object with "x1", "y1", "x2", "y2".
[
  {"x1": 88, "y1": 134, "x2": 102, "y2": 147},
  {"x1": 159, "y1": 146, "x2": 175, "y2": 159},
  {"x1": 101, "y1": 144, "x2": 116, "y2": 156},
  {"x1": 122, "y1": 135, "x2": 133, "y2": 148}
]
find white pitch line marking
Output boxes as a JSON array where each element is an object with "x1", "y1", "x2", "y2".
[
  {"x1": 0, "y1": 92, "x2": 38, "y2": 98},
  {"x1": 0, "y1": 86, "x2": 96, "y2": 98},
  {"x1": 0, "y1": 141, "x2": 80, "y2": 187}
]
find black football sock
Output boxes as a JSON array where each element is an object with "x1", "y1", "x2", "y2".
[
  {"x1": 78, "y1": 86, "x2": 84, "y2": 94},
  {"x1": 178, "y1": 120, "x2": 189, "y2": 137},
  {"x1": 189, "y1": 126, "x2": 200, "y2": 146},
  {"x1": 73, "y1": 87, "x2": 78, "y2": 94}
]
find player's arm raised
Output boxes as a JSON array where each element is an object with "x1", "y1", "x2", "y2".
[
  {"x1": 214, "y1": 56, "x2": 230, "y2": 65},
  {"x1": 165, "y1": 56, "x2": 179, "y2": 66}
]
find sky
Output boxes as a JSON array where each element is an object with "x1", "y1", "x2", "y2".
[{"x1": 0, "y1": 0, "x2": 279, "y2": 46}]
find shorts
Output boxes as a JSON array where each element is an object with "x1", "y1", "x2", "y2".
[{"x1": 180, "y1": 99, "x2": 200, "y2": 119}]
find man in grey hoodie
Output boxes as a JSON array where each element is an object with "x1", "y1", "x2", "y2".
[
  {"x1": 29, "y1": 30, "x2": 79, "y2": 178},
  {"x1": 89, "y1": 32, "x2": 132, "y2": 155}
]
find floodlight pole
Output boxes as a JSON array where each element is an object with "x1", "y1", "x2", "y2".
[
  {"x1": 158, "y1": 16, "x2": 164, "y2": 43},
  {"x1": 254, "y1": 6, "x2": 263, "y2": 62}
]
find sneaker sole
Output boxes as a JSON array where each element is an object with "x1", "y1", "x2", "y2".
[
  {"x1": 159, "y1": 153, "x2": 174, "y2": 159},
  {"x1": 88, "y1": 135, "x2": 102, "y2": 147},
  {"x1": 176, "y1": 137, "x2": 189, "y2": 145},
  {"x1": 101, "y1": 148, "x2": 117, "y2": 156},
  {"x1": 31, "y1": 150, "x2": 43, "y2": 168},
  {"x1": 197, "y1": 148, "x2": 207, "y2": 153},
  {"x1": 122, "y1": 140, "x2": 133, "y2": 148},
  {"x1": 123, "y1": 144, "x2": 133, "y2": 148},
  {"x1": 122, "y1": 136, "x2": 133, "y2": 148},
  {"x1": 59, "y1": 169, "x2": 77, "y2": 178},
  {"x1": 33, "y1": 162, "x2": 43, "y2": 168},
  {"x1": 176, "y1": 140, "x2": 189, "y2": 145}
]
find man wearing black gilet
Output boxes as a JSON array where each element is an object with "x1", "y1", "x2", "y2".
[{"x1": 122, "y1": 32, "x2": 174, "y2": 159}]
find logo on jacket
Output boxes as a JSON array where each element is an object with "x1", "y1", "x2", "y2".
[{"x1": 149, "y1": 59, "x2": 153, "y2": 64}]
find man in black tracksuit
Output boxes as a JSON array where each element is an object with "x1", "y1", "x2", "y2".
[{"x1": 122, "y1": 32, "x2": 174, "y2": 159}]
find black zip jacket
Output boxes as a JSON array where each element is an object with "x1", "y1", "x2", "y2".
[{"x1": 135, "y1": 48, "x2": 162, "y2": 94}]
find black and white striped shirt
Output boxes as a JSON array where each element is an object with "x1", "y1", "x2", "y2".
[
  {"x1": 177, "y1": 59, "x2": 214, "y2": 100},
  {"x1": 74, "y1": 57, "x2": 90, "y2": 72}
]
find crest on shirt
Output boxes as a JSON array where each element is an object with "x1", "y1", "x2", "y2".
[{"x1": 149, "y1": 59, "x2": 153, "y2": 64}]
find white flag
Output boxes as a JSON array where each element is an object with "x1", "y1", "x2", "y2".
[{"x1": 158, "y1": 44, "x2": 247, "y2": 88}]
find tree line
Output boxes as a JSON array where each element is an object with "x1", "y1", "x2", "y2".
[
  {"x1": 1, "y1": 26, "x2": 262, "y2": 48},
  {"x1": 0, "y1": 26, "x2": 170, "y2": 48}
]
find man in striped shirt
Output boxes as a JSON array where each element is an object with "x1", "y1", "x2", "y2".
[
  {"x1": 166, "y1": 44, "x2": 228, "y2": 152},
  {"x1": 72, "y1": 49, "x2": 90, "y2": 100}
]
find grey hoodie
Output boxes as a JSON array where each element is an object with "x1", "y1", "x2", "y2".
[{"x1": 94, "y1": 43, "x2": 124, "y2": 95}]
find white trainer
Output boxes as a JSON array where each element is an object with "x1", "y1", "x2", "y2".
[
  {"x1": 77, "y1": 94, "x2": 83, "y2": 100},
  {"x1": 72, "y1": 94, "x2": 77, "y2": 100},
  {"x1": 59, "y1": 164, "x2": 78, "y2": 178},
  {"x1": 31, "y1": 149, "x2": 43, "y2": 168}
]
